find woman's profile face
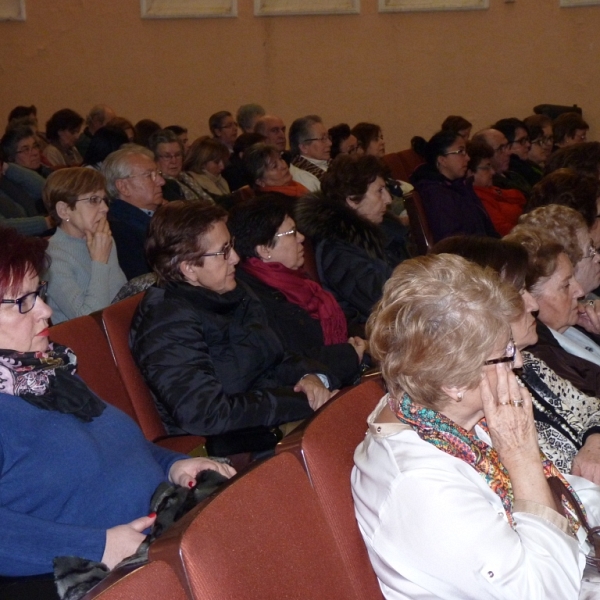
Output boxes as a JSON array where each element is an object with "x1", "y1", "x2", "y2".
[
  {"x1": 347, "y1": 176, "x2": 391, "y2": 224},
  {"x1": 0, "y1": 272, "x2": 52, "y2": 353},
  {"x1": 204, "y1": 158, "x2": 225, "y2": 177},
  {"x1": 58, "y1": 127, "x2": 81, "y2": 150},
  {"x1": 437, "y1": 139, "x2": 469, "y2": 181},
  {"x1": 512, "y1": 289, "x2": 539, "y2": 349},
  {"x1": 533, "y1": 253, "x2": 584, "y2": 333},
  {"x1": 14, "y1": 136, "x2": 41, "y2": 170},
  {"x1": 366, "y1": 132, "x2": 385, "y2": 158},
  {"x1": 181, "y1": 221, "x2": 239, "y2": 294},
  {"x1": 258, "y1": 155, "x2": 292, "y2": 188},
  {"x1": 59, "y1": 189, "x2": 109, "y2": 239},
  {"x1": 263, "y1": 216, "x2": 305, "y2": 270},
  {"x1": 573, "y1": 228, "x2": 600, "y2": 295},
  {"x1": 156, "y1": 142, "x2": 183, "y2": 178}
]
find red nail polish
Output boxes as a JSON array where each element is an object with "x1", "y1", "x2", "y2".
[
  {"x1": 148, "y1": 512, "x2": 157, "y2": 519},
  {"x1": 188, "y1": 481, "x2": 195, "y2": 488}
]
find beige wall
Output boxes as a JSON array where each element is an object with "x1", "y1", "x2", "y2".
[{"x1": 1, "y1": 0, "x2": 598, "y2": 151}]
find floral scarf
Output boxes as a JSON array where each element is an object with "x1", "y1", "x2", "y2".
[
  {"x1": 391, "y1": 393, "x2": 585, "y2": 532},
  {"x1": 0, "y1": 343, "x2": 105, "y2": 422}
]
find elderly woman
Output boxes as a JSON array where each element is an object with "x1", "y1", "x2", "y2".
[
  {"x1": 0, "y1": 227, "x2": 234, "y2": 580},
  {"x1": 328, "y1": 123, "x2": 358, "y2": 159},
  {"x1": 148, "y1": 129, "x2": 213, "y2": 203},
  {"x1": 352, "y1": 122, "x2": 386, "y2": 158},
  {"x1": 352, "y1": 253, "x2": 600, "y2": 599},
  {"x1": 228, "y1": 195, "x2": 367, "y2": 386},
  {"x1": 130, "y1": 202, "x2": 338, "y2": 452},
  {"x1": 410, "y1": 131, "x2": 499, "y2": 243},
  {"x1": 243, "y1": 143, "x2": 309, "y2": 198},
  {"x1": 434, "y1": 235, "x2": 600, "y2": 483},
  {"x1": 183, "y1": 136, "x2": 231, "y2": 198},
  {"x1": 295, "y1": 154, "x2": 410, "y2": 328},
  {"x1": 0, "y1": 124, "x2": 53, "y2": 178},
  {"x1": 42, "y1": 109, "x2": 84, "y2": 167},
  {"x1": 43, "y1": 168, "x2": 126, "y2": 324}
]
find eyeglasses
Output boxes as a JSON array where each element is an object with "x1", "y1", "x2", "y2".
[
  {"x1": 484, "y1": 337, "x2": 516, "y2": 366},
  {"x1": 1, "y1": 281, "x2": 48, "y2": 314},
  {"x1": 201, "y1": 238, "x2": 235, "y2": 260},
  {"x1": 157, "y1": 152, "x2": 183, "y2": 160},
  {"x1": 511, "y1": 136, "x2": 530, "y2": 146},
  {"x1": 532, "y1": 136, "x2": 553, "y2": 147},
  {"x1": 122, "y1": 169, "x2": 163, "y2": 182},
  {"x1": 16, "y1": 142, "x2": 40, "y2": 155},
  {"x1": 275, "y1": 228, "x2": 297, "y2": 238},
  {"x1": 76, "y1": 195, "x2": 110, "y2": 207},
  {"x1": 443, "y1": 148, "x2": 467, "y2": 157},
  {"x1": 304, "y1": 135, "x2": 332, "y2": 143},
  {"x1": 492, "y1": 143, "x2": 510, "y2": 154},
  {"x1": 218, "y1": 122, "x2": 238, "y2": 130},
  {"x1": 583, "y1": 242, "x2": 598, "y2": 259}
]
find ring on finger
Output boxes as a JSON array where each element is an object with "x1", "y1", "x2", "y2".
[
  {"x1": 511, "y1": 399, "x2": 524, "y2": 407},
  {"x1": 499, "y1": 401, "x2": 509, "y2": 405}
]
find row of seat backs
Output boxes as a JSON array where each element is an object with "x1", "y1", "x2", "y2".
[
  {"x1": 49, "y1": 293, "x2": 205, "y2": 454},
  {"x1": 84, "y1": 378, "x2": 386, "y2": 600}
]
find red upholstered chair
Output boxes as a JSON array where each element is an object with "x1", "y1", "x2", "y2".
[
  {"x1": 404, "y1": 189, "x2": 434, "y2": 256},
  {"x1": 300, "y1": 236, "x2": 321, "y2": 284},
  {"x1": 81, "y1": 561, "x2": 187, "y2": 600},
  {"x1": 100, "y1": 293, "x2": 205, "y2": 454},
  {"x1": 49, "y1": 315, "x2": 137, "y2": 422},
  {"x1": 150, "y1": 452, "x2": 362, "y2": 600},
  {"x1": 382, "y1": 148, "x2": 424, "y2": 182},
  {"x1": 277, "y1": 378, "x2": 386, "y2": 600}
]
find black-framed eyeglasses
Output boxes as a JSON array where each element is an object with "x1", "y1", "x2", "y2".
[
  {"x1": 511, "y1": 136, "x2": 530, "y2": 146},
  {"x1": 0, "y1": 281, "x2": 48, "y2": 314},
  {"x1": 532, "y1": 136, "x2": 553, "y2": 147},
  {"x1": 484, "y1": 337, "x2": 516, "y2": 366},
  {"x1": 201, "y1": 238, "x2": 235, "y2": 260},
  {"x1": 493, "y1": 143, "x2": 510, "y2": 154}
]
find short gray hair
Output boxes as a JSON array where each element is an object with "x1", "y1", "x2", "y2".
[
  {"x1": 102, "y1": 144, "x2": 154, "y2": 198},
  {"x1": 236, "y1": 103, "x2": 265, "y2": 132},
  {"x1": 289, "y1": 115, "x2": 322, "y2": 157},
  {"x1": 148, "y1": 129, "x2": 183, "y2": 159}
]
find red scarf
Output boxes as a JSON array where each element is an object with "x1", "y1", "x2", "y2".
[
  {"x1": 258, "y1": 181, "x2": 309, "y2": 198},
  {"x1": 243, "y1": 258, "x2": 348, "y2": 345}
]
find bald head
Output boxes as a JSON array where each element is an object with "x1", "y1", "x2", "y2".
[
  {"x1": 254, "y1": 115, "x2": 287, "y2": 152},
  {"x1": 473, "y1": 128, "x2": 510, "y2": 174}
]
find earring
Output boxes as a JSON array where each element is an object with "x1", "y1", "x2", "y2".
[
  {"x1": 267, "y1": 254, "x2": 271, "y2": 259},
  {"x1": 457, "y1": 392, "x2": 463, "y2": 402},
  {"x1": 65, "y1": 218, "x2": 70, "y2": 222}
]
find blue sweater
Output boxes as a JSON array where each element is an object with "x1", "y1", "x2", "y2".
[{"x1": 0, "y1": 393, "x2": 185, "y2": 576}]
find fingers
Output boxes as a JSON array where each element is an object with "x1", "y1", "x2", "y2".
[{"x1": 128, "y1": 514, "x2": 156, "y2": 532}]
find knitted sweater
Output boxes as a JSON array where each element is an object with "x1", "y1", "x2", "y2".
[{"x1": 46, "y1": 227, "x2": 126, "y2": 324}]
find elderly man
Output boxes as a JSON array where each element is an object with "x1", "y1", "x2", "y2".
[
  {"x1": 236, "y1": 103, "x2": 265, "y2": 134},
  {"x1": 254, "y1": 115, "x2": 287, "y2": 153},
  {"x1": 472, "y1": 128, "x2": 530, "y2": 198},
  {"x1": 103, "y1": 146, "x2": 165, "y2": 279},
  {"x1": 209, "y1": 111, "x2": 238, "y2": 153},
  {"x1": 76, "y1": 104, "x2": 117, "y2": 157},
  {"x1": 288, "y1": 115, "x2": 332, "y2": 192}
]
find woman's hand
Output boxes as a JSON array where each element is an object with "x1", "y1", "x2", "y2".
[
  {"x1": 168, "y1": 457, "x2": 236, "y2": 488},
  {"x1": 571, "y1": 434, "x2": 600, "y2": 484},
  {"x1": 102, "y1": 514, "x2": 156, "y2": 569},
  {"x1": 294, "y1": 374, "x2": 336, "y2": 411},
  {"x1": 576, "y1": 300, "x2": 600, "y2": 335},
  {"x1": 86, "y1": 217, "x2": 113, "y2": 264},
  {"x1": 347, "y1": 336, "x2": 368, "y2": 363}
]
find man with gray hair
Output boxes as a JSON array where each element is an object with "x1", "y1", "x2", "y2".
[
  {"x1": 103, "y1": 145, "x2": 165, "y2": 279},
  {"x1": 76, "y1": 104, "x2": 116, "y2": 157},
  {"x1": 236, "y1": 103, "x2": 266, "y2": 134},
  {"x1": 289, "y1": 115, "x2": 332, "y2": 192}
]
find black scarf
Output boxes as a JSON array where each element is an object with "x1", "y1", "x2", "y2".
[{"x1": 0, "y1": 343, "x2": 105, "y2": 422}]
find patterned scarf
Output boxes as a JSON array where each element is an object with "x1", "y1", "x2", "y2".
[
  {"x1": 0, "y1": 343, "x2": 105, "y2": 422},
  {"x1": 391, "y1": 393, "x2": 585, "y2": 532},
  {"x1": 291, "y1": 155, "x2": 329, "y2": 181}
]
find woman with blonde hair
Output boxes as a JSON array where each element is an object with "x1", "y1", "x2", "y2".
[
  {"x1": 43, "y1": 167, "x2": 125, "y2": 323},
  {"x1": 183, "y1": 136, "x2": 230, "y2": 198}
]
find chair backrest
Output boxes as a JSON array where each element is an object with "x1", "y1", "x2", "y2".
[
  {"x1": 282, "y1": 378, "x2": 386, "y2": 600},
  {"x1": 300, "y1": 236, "x2": 321, "y2": 284},
  {"x1": 100, "y1": 293, "x2": 168, "y2": 442},
  {"x1": 150, "y1": 452, "x2": 361, "y2": 600},
  {"x1": 404, "y1": 189, "x2": 434, "y2": 255},
  {"x1": 49, "y1": 315, "x2": 138, "y2": 422},
  {"x1": 382, "y1": 148, "x2": 424, "y2": 182},
  {"x1": 82, "y1": 561, "x2": 187, "y2": 600}
]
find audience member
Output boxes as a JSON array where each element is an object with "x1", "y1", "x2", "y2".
[
  {"x1": 441, "y1": 114, "x2": 472, "y2": 140},
  {"x1": 183, "y1": 136, "x2": 231, "y2": 198},
  {"x1": 83, "y1": 125, "x2": 129, "y2": 170},
  {"x1": 254, "y1": 114, "x2": 288, "y2": 154},
  {"x1": 106, "y1": 116, "x2": 135, "y2": 142},
  {"x1": 222, "y1": 132, "x2": 265, "y2": 192},
  {"x1": 328, "y1": 123, "x2": 357, "y2": 159},
  {"x1": 553, "y1": 112, "x2": 589, "y2": 149},
  {"x1": 76, "y1": 104, "x2": 117, "y2": 157},
  {"x1": 42, "y1": 167, "x2": 126, "y2": 324},
  {"x1": 134, "y1": 119, "x2": 161, "y2": 148},
  {"x1": 103, "y1": 145, "x2": 165, "y2": 279},
  {"x1": 42, "y1": 109, "x2": 84, "y2": 167},
  {"x1": 289, "y1": 115, "x2": 331, "y2": 192},
  {"x1": 209, "y1": 111, "x2": 238, "y2": 152},
  {"x1": 236, "y1": 103, "x2": 265, "y2": 133},
  {"x1": 524, "y1": 114, "x2": 553, "y2": 175},
  {"x1": 1, "y1": 124, "x2": 52, "y2": 178},
  {"x1": 164, "y1": 124, "x2": 189, "y2": 151},
  {"x1": 544, "y1": 141, "x2": 600, "y2": 178},
  {"x1": 352, "y1": 122, "x2": 385, "y2": 157}
]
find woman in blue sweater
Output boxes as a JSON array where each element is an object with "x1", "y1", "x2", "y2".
[{"x1": 0, "y1": 227, "x2": 234, "y2": 579}]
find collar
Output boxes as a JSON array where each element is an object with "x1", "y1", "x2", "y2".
[{"x1": 300, "y1": 156, "x2": 329, "y2": 170}]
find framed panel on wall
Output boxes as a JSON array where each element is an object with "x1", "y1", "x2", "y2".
[
  {"x1": 379, "y1": 0, "x2": 487, "y2": 11},
  {"x1": 141, "y1": 0, "x2": 237, "y2": 18},
  {"x1": 0, "y1": 0, "x2": 25, "y2": 21},
  {"x1": 254, "y1": 0, "x2": 360, "y2": 16},
  {"x1": 560, "y1": 0, "x2": 600, "y2": 6}
]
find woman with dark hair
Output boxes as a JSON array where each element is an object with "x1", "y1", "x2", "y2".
[
  {"x1": 228, "y1": 195, "x2": 367, "y2": 386},
  {"x1": 42, "y1": 109, "x2": 84, "y2": 167},
  {"x1": 83, "y1": 125, "x2": 129, "y2": 170},
  {"x1": 524, "y1": 114, "x2": 553, "y2": 175},
  {"x1": 0, "y1": 227, "x2": 234, "y2": 580},
  {"x1": 184, "y1": 136, "x2": 231, "y2": 198},
  {"x1": 106, "y1": 116, "x2": 135, "y2": 143},
  {"x1": 222, "y1": 132, "x2": 265, "y2": 192},
  {"x1": 352, "y1": 122, "x2": 386, "y2": 158},
  {"x1": 328, "y1": 123, "x2": 357, "y2": 159},
  {"x1": 440, "y1": 114, "x2": 472, "y2": 140},
  {"x1": 133, "y1": 119, "x2": 161, "y2": 148},
  {"x1": 410, "y1": 130, "x2": 499, "y2": 243},
  {"x1": 467, "y1": 138, "x2": 526, "y2": 235},
  {"x1": 295, "y1": 154, "x2": 410, "y2": 327},
  {"x1": 131, "y1": 201, "x2": 338, "y2": 452},
  {"x1": 243, "y1": 143, "x2": 309, "y2": 198},
  {"x1": 0, "y1": 125, "x2": 52, "y2": 178},
  {"x1": 544, "y1": 141, "x2": 600, "y2": 178}
]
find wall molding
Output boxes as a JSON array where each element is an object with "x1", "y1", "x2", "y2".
[
  {"x1": 0, "y1": 0, "x2": 25, "y2": 21},
  {"x1": 379, "y1": 0, "x2": 487, "y2": 12},
  {"x1": 254, "y1": 0, "x2": 360, "y2": 16},
  {"x1": 140, "y1": 0, "x2": 237, "y2": 19}
]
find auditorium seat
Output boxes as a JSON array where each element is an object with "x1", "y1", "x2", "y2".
[
  {"x1": 82, "y1": 561, "x2": 186, "y2": 600},
  {"x1": 382, "y1": 148, "x2": 424, "y2": 182},
  {"x1": 277, "y1": 378, "x2": 385, "y2": 599},
  {"x1": 150, "y1": 452, "x2": 363, "y2": 600},
  {"x1": 404, "y1": 189, "x2": 434, "y2": 255},
  {"x1": 100, "y1": 293, "x2": 206, "y2": 455}
]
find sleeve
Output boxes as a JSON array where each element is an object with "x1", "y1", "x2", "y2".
[
  {"x1": 46, "y1": 241, "x2": 122, "y2": 320},
  {"x1": 317, "y1": 239, "x2": 391, "y2": 324},
  {"x1": 131, "y1": 302, "x2": 314, "y2": 436},
  {"x1": 370, "y1": 470, "x2": 582, "y2": 600},
  {"x1": 4, "y1": 163, "x2": 45, "y2": 201},
  {"x1": 147, "y1": 440, "x2": 187, "y2": 477},
  {"x1": 0, "y1": 213, "x2": 48, "y2": 236}
]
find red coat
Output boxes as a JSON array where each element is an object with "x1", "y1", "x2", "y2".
[{"x1": 473, "y1": 185, "x2": 526, "y2": 236}]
